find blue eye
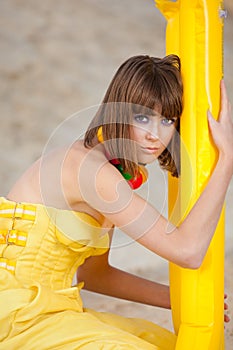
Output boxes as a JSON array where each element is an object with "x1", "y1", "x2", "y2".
[
  {"x1": 134, "y1": 114, "x2": 149, "y2": 124},
  {"x1": 161, "y1": 118, "x2": 176, "y2": 126}
]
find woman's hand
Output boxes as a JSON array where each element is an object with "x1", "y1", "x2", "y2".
[{"x1": 207, "y1": 80, "x2": 233, "y2": 164}]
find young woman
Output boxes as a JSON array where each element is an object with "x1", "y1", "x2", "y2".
[{"x1": 0, "y1": 55, "x2": 232, "y2": 349}]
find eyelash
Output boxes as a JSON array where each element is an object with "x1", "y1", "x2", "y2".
[
  {"x1": 161, "y1": 118, "x2": 176, "y2": 126},
  {"x1": 134, "y1": 114, "x2": 176, "y2": 126},
  {"x1": 134, "y1": 114, "x2": 149, "y2": 123}
]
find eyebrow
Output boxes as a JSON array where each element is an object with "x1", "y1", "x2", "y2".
[
  {"x1": 147, "y1": 112, "x2": 163, "y2": 118},
  {"x1": 152, "y1": 113, "x2": 178, "y2": 119},
  {"x1": 134, "y1": 110, "x2": 161, "y2": 116}
]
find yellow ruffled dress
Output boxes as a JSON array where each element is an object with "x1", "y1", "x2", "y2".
[{"x1": 0, "y1": 197, "x2": 176, "y2": 349}]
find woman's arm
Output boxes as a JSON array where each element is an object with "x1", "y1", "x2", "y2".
[
  {"x1": 77, "y1": 231, "x2": 231, "y2": 320},
  {"x1": 77, "y1": 253, "x2": 170, "y2": 309},
  {"x1": 77, "y1": 229, "x2": 171, "y2": 309},
  {"x1": 79, "y1": 81, "x2": 233, "y2": 269}
]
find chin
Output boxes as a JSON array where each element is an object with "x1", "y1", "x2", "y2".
[{"x1": 138, "y1": 155, "x2": 158, "y2": 165}]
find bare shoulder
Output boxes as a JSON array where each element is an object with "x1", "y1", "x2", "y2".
[
  {"x1": 75, "y1": 142, "x2": 130, "y2": 200},
  {"x1": 63, "y1": 140, "x2": 111, "y2": 183},
  {"x1": 7, "y1": 140, "x2": 128, "y2": 225},
  {"x1": 62, "y1": 140, "x2": 126, "y2": 225}
]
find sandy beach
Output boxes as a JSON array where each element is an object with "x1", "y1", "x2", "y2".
[{"x1": 0, "y1": 0, "x2": 232, "y2": 348}]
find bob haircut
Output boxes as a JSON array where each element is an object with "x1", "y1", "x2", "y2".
[{"x1": 84, "y1": 54, "x2": 183, "y2": 178}]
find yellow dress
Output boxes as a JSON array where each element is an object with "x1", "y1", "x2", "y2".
[{"x1": 0, "y1": 197, "x2": 176, "y2": 349}]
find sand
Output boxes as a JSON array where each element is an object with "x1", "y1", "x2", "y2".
[{"x1": 0, "y1": 0, "x2": 232, "y2": 348}]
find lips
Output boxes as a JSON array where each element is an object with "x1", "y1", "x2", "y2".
[{"x1": 142, "y1": 146, "x2": 160, "y2": 154}]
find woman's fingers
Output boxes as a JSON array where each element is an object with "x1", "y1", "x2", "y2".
[
  {"x1": 219, "y1": 80, "x2": 231, "y2": 122},
  {"x1": 207, "y1": 81, "x2": 233, "y2": 158}
]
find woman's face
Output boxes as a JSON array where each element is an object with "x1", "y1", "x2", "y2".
[{"x1": 130, "y1": 110, "x2": 177, "y2": 164}]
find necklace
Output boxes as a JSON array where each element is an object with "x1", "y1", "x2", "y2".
[{"x1": 109, "y1": 157, "x2": 148, "y2": 190}]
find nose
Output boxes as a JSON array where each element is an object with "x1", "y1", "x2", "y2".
[{"x1": 146, "y1": 121, "x2": 159, "y2": 140}]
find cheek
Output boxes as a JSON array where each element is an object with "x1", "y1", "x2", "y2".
[
  {"x1": 130, "y1": 126, "x2": 145, "y2": 142},
  {"x1": 160, "y1": 127, "x2": 176, "y2": 146}
]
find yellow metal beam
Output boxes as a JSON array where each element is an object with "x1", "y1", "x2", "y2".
[{"x1": 155, "y1": 1, "x2": 225, "y2": 348}]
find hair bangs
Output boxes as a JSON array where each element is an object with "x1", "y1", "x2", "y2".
[{"x1": 130, "y1": 78, "x2": 162, "y2": 114}]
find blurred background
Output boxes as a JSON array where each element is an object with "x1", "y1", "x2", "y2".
[{"x1": 0, "y1": 0, "x2": 232, "y2": 347}]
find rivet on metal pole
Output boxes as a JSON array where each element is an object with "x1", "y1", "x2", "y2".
[{"x1": 219, "y1": 9, "x2": 227, "y2": 19}]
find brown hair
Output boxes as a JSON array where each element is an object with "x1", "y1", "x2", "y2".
[{"x1": 84, "y1": 54, "x2": 183, "y2": 177}]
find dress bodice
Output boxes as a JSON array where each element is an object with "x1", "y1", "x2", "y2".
[
  {"x1": 0, "y1": 197, "x2": 177, "y2": 349},
  {"x1": 0, "y1": 197, "x2": 109, "y2": 291}
]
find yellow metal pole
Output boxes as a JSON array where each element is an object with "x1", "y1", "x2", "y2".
[{"x1": 155, "y1": 1, "x2": 225, "y2": 349}]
